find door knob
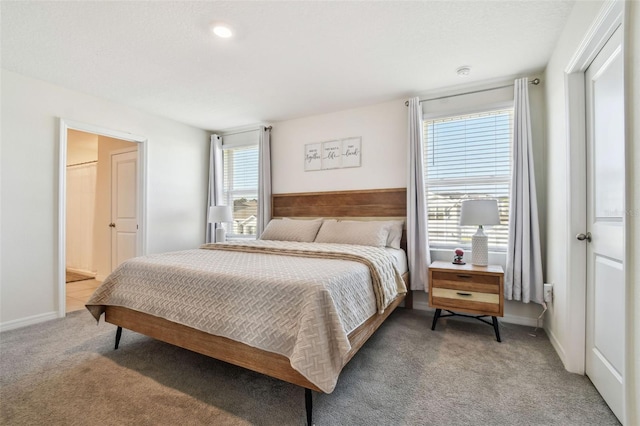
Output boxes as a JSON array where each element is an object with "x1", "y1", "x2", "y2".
[
  {"x1": 576, "y1": 232, "x2": 591, "y2": 242},
  {"x1": 109, "y1": 223, "x2": 116, "y2": 228}
]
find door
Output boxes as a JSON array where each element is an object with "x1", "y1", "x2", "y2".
[
  {"x1": 111, "y1": 150, "x2": 138, "y2": 271},
  {"x1": 584, "y1": 25, "x2": 625, "y2": 422}
]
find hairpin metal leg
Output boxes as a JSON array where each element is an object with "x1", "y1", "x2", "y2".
[
  {"x1": 114, "y1": 326, "x2": 123, "y2": 349},
  {"x1": 305, "y1": 388, "x2": 313, "y2": 426},
  {"x1": 492, "y1": 316, "x2": 501, "y2": 342},
  {"x1": 431, "y1": 308, "x2": 442, "y2": 330}
]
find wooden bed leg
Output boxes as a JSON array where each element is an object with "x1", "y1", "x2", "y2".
[
  {"x1": 404, "y1": 289, "x2": 413, "y2": 310},
  {"x1": 305, "y1": 388, "x2": 312, "y2": 426},
  {"x1": 114, "y1": 326, "x2": 123, "y2": 350}
]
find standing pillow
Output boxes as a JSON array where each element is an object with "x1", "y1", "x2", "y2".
[
  {"x1": 314, "y1": 220, "x2": 390, "y2": 247},
  {"x1": 384, "y1": 220, "x2": 404, "y2": 249},
  {"x1": 335, "y1": 220, "x2": 404, "y2": 249},
  {"x1": 259, "y1": 218, "x2": 323, "y2": 242}
]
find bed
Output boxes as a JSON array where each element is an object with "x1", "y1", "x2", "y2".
[{"x1": 86, "y1": 188, "x2": 410, "y2": 425}]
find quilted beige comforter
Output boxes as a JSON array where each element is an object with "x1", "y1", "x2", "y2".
[{"x1": 86, "y1": 240, "x2": 406, "y2": 393}]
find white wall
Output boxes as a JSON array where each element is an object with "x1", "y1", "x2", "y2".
[
  {"x1": 67, "y1": 130, "x2": 98, "y2": 165},
  {"x1": 0, "y1": 70, "x2": 210, "y2": 329},
  {"x1": 272, "y1": 99, "x2": 408, "y2": 193},
  {"x1": 272, "y1": 97, "x2": 544, "y2": 325}
]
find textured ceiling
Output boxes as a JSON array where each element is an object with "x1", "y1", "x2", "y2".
[{"x1": 1, "y1": 1, "x2": 575, "y2": 131}]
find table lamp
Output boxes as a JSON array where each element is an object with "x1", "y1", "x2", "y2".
[
  {"x1": 208, "y1": 205, "x2": 233, "y2": 243},
  {"x1": 459, "y1": 199, "x2": 500, "y2": 266}
]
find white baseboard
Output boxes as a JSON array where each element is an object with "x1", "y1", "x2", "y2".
[
  {"x1": 545, "y1": 326, "x2": 568, "y2": 368},
  {"x1": 501, "y1": 314, "x2": 540, "y2": 327},
  {"x1": 0, "y1": 311, "x2": 60, "y2": 332}
]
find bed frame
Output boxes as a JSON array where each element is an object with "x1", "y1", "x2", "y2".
[{"x1": 105, "y1": 188, "x2": 410, "y2": 425}]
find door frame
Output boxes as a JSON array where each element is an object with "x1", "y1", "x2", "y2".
[
  {"x1": 563, "y1": 0, "x2": 628, "y2": 422},
  {"x1": 58, "y1": 119, "x2": 147, "y2": 317}
]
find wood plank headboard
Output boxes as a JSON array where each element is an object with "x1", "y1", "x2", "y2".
[{"x1": 272, "y1": 188, "x2": 407, "y2": 219}]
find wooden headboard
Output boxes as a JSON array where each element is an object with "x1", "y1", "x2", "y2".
[{"x1": 272, "y1": 188, "x2": 406, "y2": 219}]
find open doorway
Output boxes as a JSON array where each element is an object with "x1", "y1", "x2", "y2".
[{"x1": 59, "y1": 120, "x2": 146, "y2": 316}]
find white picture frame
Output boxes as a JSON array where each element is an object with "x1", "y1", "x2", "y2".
[
  {"x1": 341, "y1": 137, "x2": 361, "y2": 168},
  {"x1": 321, "y1": 140, "x2": 342, "y2": 169},
  {"x1": 304, "y1": 137, "x2": 363, "y2": 171},
  {"x1": 304, "y1": 143, "x2": 322, "y2": 171}
]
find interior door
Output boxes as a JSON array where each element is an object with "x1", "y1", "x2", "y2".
[
  {"x1": 584, "y1": 25, "x2": 625, "y2": 422},
  {"x1": 111, "y1": 150, "x2": 138, "y2": 271}
]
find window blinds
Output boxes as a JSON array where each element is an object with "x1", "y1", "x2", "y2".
[
  {"x1": 222, "y1": 143, "x2": 259, "y2": 237},
  {"x1": 423, "y1": 109, "x2": 512, "y2": 250}
]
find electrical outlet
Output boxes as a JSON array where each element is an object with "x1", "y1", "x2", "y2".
[{"x1": 543, "y1": 283, "x2": 553, "y2": 303}]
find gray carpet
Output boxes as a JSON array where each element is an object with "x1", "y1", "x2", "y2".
[{"x1": 0, "y1": 308, "x2": 618, "y2": 425}]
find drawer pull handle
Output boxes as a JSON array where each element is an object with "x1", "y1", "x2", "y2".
[
  {"x1": 457, "y1": 274, "x2": 472, "y2": 279},
  {"x1": 456, "y1": 292, "x2": 472, "y2": 297}
]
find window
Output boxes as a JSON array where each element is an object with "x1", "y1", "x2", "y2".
[
  {"x1": 222, "y1": 142, "x2": 259, "y2": 238},
  {"x1": 423, "y1": 109, "x2": 512, "y2": 250}
]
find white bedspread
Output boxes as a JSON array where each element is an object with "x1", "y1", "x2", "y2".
[{"x1": 86, "y1": 240, "x2": 406, "y2": 393}]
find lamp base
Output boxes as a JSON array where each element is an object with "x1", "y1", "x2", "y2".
[
  {"x1": 471, "y1": 226, "x2": 489, "y2": 266},
  {"x1": 215, "y1": 227, "x2": 226, "y2": 243}
]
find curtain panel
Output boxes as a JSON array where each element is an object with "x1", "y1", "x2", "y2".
[
  {"x1": 257, "y1": 127, "x2": 272, "y2": 236},
  {"x1": 206, "y1": 134, "x2": 223, "y2": 243},
  {"x1": 505, "y1": 78, "x2": 544, "y2": 304},
  {"x1": 407, "y1": 97, "x2": 430, "y2": 291}
]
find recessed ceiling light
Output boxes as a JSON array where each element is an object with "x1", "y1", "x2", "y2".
[
  {"x1": 456, "y1": 66, "x2": 471, "y2": 77},
  {"x1": 211, "y1": 23, "x2": 233, "y2": 38}
]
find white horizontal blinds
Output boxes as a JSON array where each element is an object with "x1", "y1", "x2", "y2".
[
  {"x1": 424, "y1": 109, "x2": 513, "y2": 250},
  {"x1": 222, "y1": 131, "x2": 259, "y2": 238}
]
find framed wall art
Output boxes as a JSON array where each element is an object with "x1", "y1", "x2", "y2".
[
  {"x1": 304, "y1": 143, "x2": 322, "y2": 171},
  {"x1": 304, "y1": 137, "x2": 362, "y2": 171}
]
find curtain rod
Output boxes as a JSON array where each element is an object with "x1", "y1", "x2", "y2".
[
  {"x1": 221, "y1": 126, "x2": 270, "y2": 136},
  {"x1": 405, "y1": 78, "x2": 540, "y2": 106}
]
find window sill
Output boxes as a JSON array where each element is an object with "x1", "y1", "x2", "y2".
[{"x1": 429, "y1": 248, "x2": 507, "y2": 268}]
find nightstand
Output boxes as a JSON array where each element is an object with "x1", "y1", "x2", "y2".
[{"x1": 428, "y1": 260, "x2": 504, "y2": 342}]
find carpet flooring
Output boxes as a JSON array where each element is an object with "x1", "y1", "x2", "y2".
[{"x1": 0, "y1": 309, "x2": 618, "y2": 425}]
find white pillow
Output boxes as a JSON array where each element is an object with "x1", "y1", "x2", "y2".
[
  {"x1": 338, "y1": 220, "x2": 403, "y2": 249},
  {"x1": 383, "y1": 220, "x2": 404, "y2": 249},
  {"x1": 314, "y1": 220, "x2": 390, "y2": 247},
  {"x1": 259, "y1": 218, "x2": 323, "y2": 242}
]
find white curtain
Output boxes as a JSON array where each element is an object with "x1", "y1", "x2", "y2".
[
  {"x1": 257, "y1": 127, "x2": 272, "y2": 236},
  {"x1": 66, "y1": 163, "x2": 97, "y2": 273},
  {"x1": 505, "y1": 78, "x2": 544, "y2": 304},
  {"x1": 206, "y1": 134, "x2": 223, "y2": 243},
  {"x1": 407, "y1": 97, "x2": 430, "y2": 291}
]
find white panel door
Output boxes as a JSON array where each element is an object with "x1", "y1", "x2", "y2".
[
  {"x1": 584, "y1": 25, "x2": 625, "y2": 422},
  {"x1": 111, "y1": 150, "x2": 138, "y2": 271}
]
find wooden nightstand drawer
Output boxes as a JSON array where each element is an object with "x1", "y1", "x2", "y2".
[
  {"x1": 431, "y1": 270, "x2": 500, "y2": 289},
  {"x1": 431, "y1": 288, "x2": 501, "y2": 315}
]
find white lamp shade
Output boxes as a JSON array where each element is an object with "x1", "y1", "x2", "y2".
[
  {"x1": 459, "y1": 199, "x2": 500, "y2": 226},
  {"x1": 208, "y1": 205, "x2": 233, "y2": 223}
]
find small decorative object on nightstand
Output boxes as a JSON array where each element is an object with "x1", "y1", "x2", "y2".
[
  {"x1": 452, "y1": 247, "x2": 465, "y2": 265},
  {"x1": 428, "y1": 260, "x2": 504, "y2": 342}
]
